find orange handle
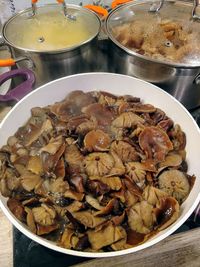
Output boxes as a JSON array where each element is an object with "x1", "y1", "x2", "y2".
[
  {"x1": 0, "y1": 59, "x2": 16, "y2": 67},
  {"x1": 111, "y1": 0, "x2": 132, "y2": 9},
  {"x1": 32, "y1": 0, "x2": 64, "y2": 3},
  {"x1": 31, "y1": 0, "x2": 38, "y2": 3},
  {"x1": 84, "y1": 5, "x2": 109, "y2": 18},
  {"x1": 57, "y1": 0, "x2": 65, "y2": 3}
]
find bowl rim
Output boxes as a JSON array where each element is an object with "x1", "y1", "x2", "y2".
[{"x1": 0, "y1": 72, "x2": 200, "y2": 258}]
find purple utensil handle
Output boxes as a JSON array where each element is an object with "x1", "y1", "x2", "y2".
[{"x1": 0, "y1": 69, "x2": 35, "y2": 102}]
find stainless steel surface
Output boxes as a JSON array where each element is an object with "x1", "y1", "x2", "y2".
[
  {"x1": 106, "y1": 0, "x2": 200, "y2": 110},
  {"x1": 2, "y1": 4, "x2": 101, "y2": 87}
]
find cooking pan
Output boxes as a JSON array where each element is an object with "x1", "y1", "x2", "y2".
[
  {"x1": 105, "y1": 0, "x2": 200, "y2": 110},
  {"x1": 0, "y1": 72, "x2": 200, "y2": 257},
  {"x1": 0, "y1": 0, "x2": 101, "y2": 87}
]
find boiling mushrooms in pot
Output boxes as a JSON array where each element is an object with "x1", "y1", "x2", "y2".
[{"x1": 0, "y1": 90, "x2": 196, "y2": 252}]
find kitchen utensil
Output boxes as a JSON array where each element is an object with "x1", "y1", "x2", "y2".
[
  {"x1": 0, "y1": 72, "x2": 200, "y2": 257},
  {"x1": 105, "y1": 0, "x2": 200, "y2": 109},
  {"x1": 0, "y1": 68, "x2": 35, "y2": 101},
  {"x1": 0, "y1": 0, "x2": 101, "y2": 87}
]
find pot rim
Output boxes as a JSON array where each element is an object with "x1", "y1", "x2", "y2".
[
  {"x1": 106, "y1": 0, "x2": 200, "y2": 69},
  {"x1": 2, "y1": 4, "x2": 101, "y2": 54}
]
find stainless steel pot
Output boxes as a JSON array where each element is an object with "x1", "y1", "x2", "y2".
[
  {"x1": 0, "y1": 1, "x2": 101, "y2": 87},
  {"x1": 106, "y1": 0, "x2": 200, "y2": 110}
]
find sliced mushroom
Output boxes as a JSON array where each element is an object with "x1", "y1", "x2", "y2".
[
  {"x1": 32, "y1": 204, "x2": 56, "y2": 226},
  {"x1": 158, "y1": 169, "x2": 190, "y2": 203},
  {"x1": 40, "y1": 136, "x2": 64, "y2": 155},
  {"x1": 50, "y1": 177, "x2": 69, "y2": 194},
  {"x1": 41, "y1": 143, "x2": 66, "y2": 173},
  {"x1": 82, "y1": 103, "x2": 115, "y2": 130},
  {"x1": 69, "y1": 174, "x2": 85, "y2": 193},
  {"x1": 143, "y1": 185, "x2": 168, "y2": 206},
  {"x1": 158, "y1": 153, "x2": 183, "y2": 169},
  {"x1": 7, "y1": 198, "x2": 26, "y2": 222},
  {"x1": 20, "y1": 171, "x2": 42, "y2": 192},
  {"x1": 107, "y1": 151, "x2": 125, "y2": 177},
  {"x1": 24, "y1": 207, "x2": 36, "y2": 234},
  {"x1": 85, "y1": 195, "x2": 103, "y2": 210},
  {"x1": 129, "y1": 103, "x2": 156, "y2": 113},
  {"x1": 65, "y1": 143, "x2": 83, "y2": 168},
  {"x1": 27, "y1": 156, "x2": 43, "y2": 175},
  {"x1": 169, "y1": 124, "x2": 186, "y2": 151},
  {"x1": 111, "y1": 212, "x2": 125, "y2": 226},
  {"x1": 50, "y1": 91, "x2": 96, "y2": 121},
  {"x1": 89, "y1": 176, "x2": 122, "y2": 191},
  {"x1": 25, "y1": 119, "x2": 53, "y2": 147},
  {"x1": 84, "y1": 130, "x2": 111, "y2": 152},
  {"x1": 76, "y1": 120, "x2": 97, "y2": 135},
  {"x1": 64, "y1": 189, "x2": 84, "y2": 201},
  {"x1": 54, "y1": 158, "x2": 65, "y2": 178},
  {"x1": 86, "y1": 179, "x2": 110, "y2": 197},
  {"x1": 127, "y1": 200, "x2": 155, "y2": 234},
  {"x1": 59, "y1": 228, "x2": 79, "y2": 249},
  {"x1": 66, "y1": 201, "x2": 85, "y2": 213},
  {"x1": 87, "y1": 222, "x2": 126, "y2": 250},
  {"x1": 139, "y1": 126, "x2": 173, "y2": 161},
  {"x1": 36, "y1": 224, "x2": 59, "y2": 236},
  {"x1": 112, "y1": 112, "x2": 144, "y2": 129},
  {"x1": 94, "y1": 198, "x2": 118, "y2": 216},
  {"x1": 111, "y1": 140, "x2": 139, "y2": 163},
  {"x1": 72, "y1": 210, "x2": 106, "y2": 228},
  {"x1": 84, "y1": 152, "x2": 115, "y2": 177},
  {"x1": 154, "y1": 196, "x2": 180, "y2": 231}
]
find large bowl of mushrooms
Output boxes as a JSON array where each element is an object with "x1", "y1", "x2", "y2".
[{"x1": 0, "y1": 73, "x2": 200, "y2": 257}]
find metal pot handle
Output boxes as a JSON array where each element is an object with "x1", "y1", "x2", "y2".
[
  {"x1": 192, "y1": 0, "x2": 200, "y2": 20},
  {"x1": 0, "y1": 69, "x2": 35, "y2": 102},
  {"x1": 30, "y1": 0, "x2": 76, "y2": 20},
  {"x1": 193, "y1": 73, "x2": 200, "y2": 85}
]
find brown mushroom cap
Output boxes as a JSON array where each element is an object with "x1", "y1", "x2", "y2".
[
  {"x1": 158, "y1": 169, "x2": 190, "y2": 203},
  {"x1": 139, "y1": 126, "x2": 173, "y2": 161},
  {"x1": 84, "y1": 130, "x2": 111, "y2": 152}
]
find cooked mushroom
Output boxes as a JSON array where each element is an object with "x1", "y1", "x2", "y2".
[
  {"x1": 158, "y1": 153, "x2": 183, "y2": 169},
  {"x1": 158, "y1": 169, "x2": 190, "y2": 203},
  {"x1": 112, "y1": 112, "x2": 144, "y2": 128},
  {"x1": 127, "y1": 201, "x2": 155, "y2": 234},
  {"x1": 143, "y1": 185, "x2": 168, "y2": 206},
  {"x1": 154, "y1": 196, "x2": 180, "y2": 231},
  {"x1": 0, "y1": 89, "x2": 194, "y2": 252},
  {"x1": 139, "y1": 126, "x2": 173, "y2": 161},
  {"x1": 72, "y1": 210, "x2": 106, "y2": 228},
  {"x1": 85, "y1": 195, "x2": 103, "y2": 210},
  {"x1": 20, "y1": 171, "x2": 42, "y2": 192},
  {"x1": 82, "y1": 103, "x2": 115, "y2": 130},
  {"x1": 40, "y1": 136, "x2": 64, "y2": 155},
  {"x1": 7, "y1": 198, "x2": 26, "y2": 222},
  {"x1": 87, "y1": 222, "x2": 126, "y2": 250},
  {"x1": 84, "y1": 130, "x2": 111, "y2": 152},
  {"x1": 32, "y1": 204, "x2": 56, "y2": 226},
  {"x1": 125, "y1": 162, "x2": 146, "y2": 187},
  {"x1": 25, "y1": 207, "x2": 36, "y2": 234},
  {"x1": 59, "y1": 228, "x2": 79, "y2": 249},
  {"x1": 110, "y1": 140, "x2": 139, "y2": 163},
  {"x1": 83, "y1": 152, "x2": 115, "y2": 177},
  {"x1": 27, "y1": 156, "x2": 43, "y2": 175},
  {"x1": 89, "y1": 176, "x2": 122, "y2": 191}
]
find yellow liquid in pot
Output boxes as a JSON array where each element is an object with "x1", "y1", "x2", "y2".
[{"x1": 9, "y1": 11, "x2": 95, "y2": 51}]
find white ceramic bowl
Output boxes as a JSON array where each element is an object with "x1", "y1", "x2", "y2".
[{"x1": 0, "y1": 73, "x2": 200, "y2": 258}]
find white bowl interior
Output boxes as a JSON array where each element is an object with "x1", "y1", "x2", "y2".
[{"x1": 0, "y1": 73, "x2": 200, "y2": 258}]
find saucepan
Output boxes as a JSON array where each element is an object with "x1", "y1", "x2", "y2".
[
  {"x1": 0, "y1": 0, "x2": 101, "y2": 87},
  {"x1": 105, "y1": 0, "x2": 200, "y2": 109},
  {"x1": 0, "y1": 72, "x2": 200, "y2": 257}
]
